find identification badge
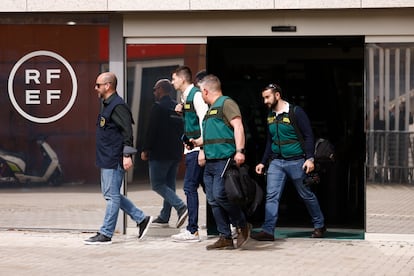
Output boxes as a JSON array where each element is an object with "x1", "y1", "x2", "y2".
[{"x1": 100, "y1": 117, "x2": 106, "y2": 127}]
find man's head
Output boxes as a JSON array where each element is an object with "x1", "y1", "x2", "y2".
[
  {"x1": 95, "y1": 72, "x2": 117, "y2": 99},
  {"x1": 194, "y1": 69, "x2": 208, "y2": 88},
  {"x1": 197, "y1": 74, "x2": 222, "y2": 105},
  {"x1": 153, "y1": 79, "x2": 174, "y2": 101},
  {"x1": 262, "y1": 83, "x2": 282, "y2": 109},
  {"x1": 172, "y1": 65, "x2": 192, "y2": 92}
]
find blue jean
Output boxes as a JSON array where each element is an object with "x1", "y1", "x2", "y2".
[
  {"x1": 183, "y1": 151, "x2": 204, "y2": 233},
  {"x1": 149, "y1": 159, "x2": 185, "y2": 222},
  {"x1": 99, "y1": 165, "x2": 146, "y2": 238},
  {"x1": 204, "y1": 159, "x2": 246, "y2": 238},
  {"x1": 261, "y1": 158, "x2": 325, "y2": 234}
]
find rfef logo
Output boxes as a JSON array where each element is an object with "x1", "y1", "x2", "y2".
[{"x1": 8, "y1": 50, "x2": 78, "y2": 123}]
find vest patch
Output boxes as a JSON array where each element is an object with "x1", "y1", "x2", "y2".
[
  {"x1": 209, "y1": 109, "x2": 218, "y2": 115},
  {"x1": 100, "y1": 117, "x2": 106, "y2": 127},
  {"x1": 282, "y1": 117, "x2": 291, "y2": 124}
]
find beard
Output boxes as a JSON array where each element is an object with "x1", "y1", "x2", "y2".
[{"x1": 268, "y1": 99, "x2": 278, "y2": 109}]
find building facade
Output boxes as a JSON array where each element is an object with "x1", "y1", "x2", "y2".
[{"x1": 1, "y1": 1, "x2": 414, "y2": 238}]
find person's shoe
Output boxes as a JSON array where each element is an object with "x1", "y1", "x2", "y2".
[
  {"x1": 236, "y1": 224, "x2": 250, "y2": 248},
  {"x1": 171, "y1": 229, "x2": 201, "y2": 243},
  {"x1": 151, "y1": 217, "x2": 169, "y2": 228},
  {"x1": 206, "y1": 236, "x2": 234, "y2": 250},
  {"x1": 176, "y1": 206, "x2": 188, "y2": 228},
  {"x1": 250, "y1": 230, "x2": 275, "y2": 241},
  {"x1": 84, "y1": 232, "x2": 112, "y2": 245},
  {"x1": 137, "y1": 216, "x2": 153, "y2": 240},
  {"x1": 311, "y1": 226, "x2": 327, "y2": 238}
]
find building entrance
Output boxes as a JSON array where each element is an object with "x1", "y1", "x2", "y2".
[{"x1": 207, "y1": 36, "x2": 365, "y2": 229}]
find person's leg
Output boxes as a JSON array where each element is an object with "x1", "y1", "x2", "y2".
[
  {"x1": 261, "y1": 159, "x2": 287, "y2": 235},
  {"x1": 288, "y1": 159, "x2": 325, "y2": 229},
  {"x1": 99, "y1": 167, "x2": 123, "y2": 238},
  {"x1": 206, "y1": 160, "x2": 234, "y2": 238},
  {"x1": 149, "y1": 160, "x2": 185, "y2": 221},
  {"x1": 203, "y1": 161, "x2": 237, "y2": 250},
  {"x1": 183, "y1": 151, "x2": 203, "y2": 233}
]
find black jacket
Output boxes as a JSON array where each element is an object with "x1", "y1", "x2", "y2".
[{"x1": 142, "y1": 95, "x2": 184, "y2": 160}]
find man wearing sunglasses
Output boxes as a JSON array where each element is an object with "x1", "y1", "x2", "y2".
[{"x1": 84, "y1": 72, "x2": 152, "y2": 245}]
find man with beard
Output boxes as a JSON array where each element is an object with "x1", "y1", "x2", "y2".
[{"x1": 252, "y1": 83, "x2": 326, "y2": 241}]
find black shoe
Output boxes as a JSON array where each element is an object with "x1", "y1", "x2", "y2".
[
  {"x1": 250, "y1": 231, "x2": 275, "y2": 241},
  {"x1": 151, "y1": 217, "x2": 169, "y2": 228},
  {"x1": 311, "y1": 226, "x2": 326, "y2": 238},
  {"x1": 176, "y1": 206, "x2": 188, "y2": 228},
  {"x1": 84, "y1": 232, "x2": 112, "y2": 245},
  {"x1": 138, "y1": 216, "x2": 153, "y2": 240}
]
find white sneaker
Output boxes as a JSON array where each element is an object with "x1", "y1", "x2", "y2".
[
  {"x1": 171, "y1": 229, "x2": 201, "y2": 243},
  {"x1": 231, "y1": 225, "x2": 237, "y2": 239}
]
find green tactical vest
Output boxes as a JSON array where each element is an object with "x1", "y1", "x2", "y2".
[
  {"x1": 203, "y1": 96, "x2": 235, "y2": 159},
  {"x1": 267, "y1": 109, "x2": 304, "y2": 158},
  {"x1": 183, "y1": 86, "x2": 202, "y2": 139}
]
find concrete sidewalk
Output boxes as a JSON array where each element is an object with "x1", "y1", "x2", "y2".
[
  {"x1": 1, "y1": 182, "x2": 414, "y2": 275},
  {"x1": 1, "y1": 229, "x2": 414, "y2": 275}
]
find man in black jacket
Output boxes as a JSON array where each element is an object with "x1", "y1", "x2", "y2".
[
  {"x1": 84, "y1": 72, "x2": 152, "y2": 245},
  {"x1": 141, "y1": 79, "x2": 188, "y2": 228}
]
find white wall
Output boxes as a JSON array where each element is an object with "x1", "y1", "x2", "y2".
[{"x1": 1, "y1": 0, "x2": 414, "y2": 12}]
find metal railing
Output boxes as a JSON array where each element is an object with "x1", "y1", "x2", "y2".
[{"x1": 366, "y1": 131, "x2": 414, "y2": 183}]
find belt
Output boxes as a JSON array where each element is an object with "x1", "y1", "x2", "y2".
[{"x1": 270, "y1": 154, "x2": 304, "y2": 161}]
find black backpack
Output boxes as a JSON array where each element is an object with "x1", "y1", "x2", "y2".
[
  {"x1": 314, "y1": 138, "x2": 335, "y2": 163},
  {"x1": 288, "y1": 104, "x2": 335, "y2": 164}
]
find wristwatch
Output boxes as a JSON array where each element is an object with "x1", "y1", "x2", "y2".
[{"x1": 236, "y1": 148, "x2": 246, "y2": 154}]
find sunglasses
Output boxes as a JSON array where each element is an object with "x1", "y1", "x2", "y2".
[
  {"x1": 95, "y1": 82, "x2": 111, "y2": 88},
  {"x1": 265, "y1": 83, "x2": 281, "y2": 91}
]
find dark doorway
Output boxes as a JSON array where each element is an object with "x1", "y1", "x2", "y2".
[{"x1": 207, "y1": 36, "x2": 365, "y2": 229}]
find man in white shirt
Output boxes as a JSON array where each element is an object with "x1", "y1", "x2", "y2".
[{"x1": 169, "y1": 66, "x2": 208, "y2": 242}]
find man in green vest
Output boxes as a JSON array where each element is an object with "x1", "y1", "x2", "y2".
[
  {"x1": 191, "y1": 74, "x2": 250, "y2": 250},
  {"x1": 170, "y1": 66, "x2": 208, "y2": 242},
  {"x1": 252, "y1": 83, "x2": 326, "y2": 241}
]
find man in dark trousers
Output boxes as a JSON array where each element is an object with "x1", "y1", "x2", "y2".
[
  {"x1": 191, "y1": 74, "x2": 250, "y2": 250},
  {"x1": 252, "y1": 83, "x2": 325, "y2": 241},
  {"x1": 141, "y1": 79, "x2": 188, "y2": 229},
  {"x1": 171, "y1": 66, "x2": 208, "y2": 242},
  {"x1": 84, "y1": 72, "x2": 152, "y2": 245}
]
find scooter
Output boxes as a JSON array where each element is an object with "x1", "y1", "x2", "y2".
[{"x1": 0, "y1": 137, "x2": 63, "y2": 185}]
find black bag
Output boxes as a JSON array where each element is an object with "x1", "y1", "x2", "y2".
[
  {"x1": 223, "y1": 159, "x2": 263, "y2": 215},
  {"x1": 314, "y1": 138, "x2": 335, "y2": 162}
]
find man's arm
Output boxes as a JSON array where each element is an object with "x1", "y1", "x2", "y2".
[
  {"x1": 229, "y1": 116, "x2": 245, "y2": 166},
  {"x1": 111, "y1": 104, "x2": 135, "y2": 170}
]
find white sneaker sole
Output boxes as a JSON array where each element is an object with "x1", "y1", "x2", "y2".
[{"x1": 139, "y1": 216, "x2": 153, "y2": 240}]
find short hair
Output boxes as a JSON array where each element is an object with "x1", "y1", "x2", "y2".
[
  {"x1": 156, "y1": 79, "x2": 175, "y2": 95},
  {"x1": 173, "y1": 65, "x2": 192, "y2": 83},
  {"x1": 198, "y1": 74, "x2": 221, "y2": 92},
  {"x1": 194, "y1": 69, "x2": 208, "y2": 84}
]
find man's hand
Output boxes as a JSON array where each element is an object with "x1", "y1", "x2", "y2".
[
  {"x1": 255, "y1": 163, "x2": 265, "y2": 174},
  {"x1": 140, "y1": 151, "x2": 149, "y2": 161},
  {"x1": 302, "y1": 159, "x2": 315, "y2": 174},
  {"x1": 198, "y1": 149, "x2": 206, "y2": 167},
  {"x1": 123, "y1": 156, "x2": 133, "y2": 170}
]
